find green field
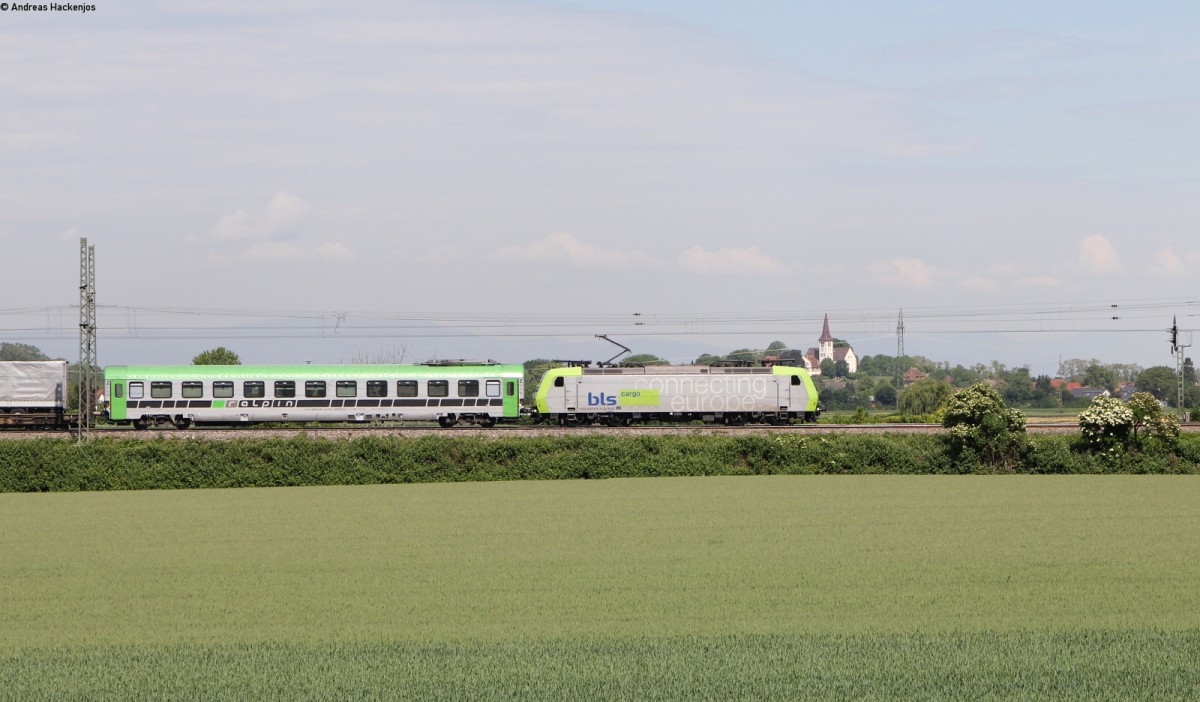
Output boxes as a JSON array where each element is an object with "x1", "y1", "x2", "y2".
[{"x1": 2, "y1": 476, "x2": 1199, "y2": 699}]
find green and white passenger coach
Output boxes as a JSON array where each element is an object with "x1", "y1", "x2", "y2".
[{"x1": 104, "y1": 362, "x2": 523, "y2": 429}]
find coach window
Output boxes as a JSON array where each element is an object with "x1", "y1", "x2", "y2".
[
  {"x1": 396, "y1": 380, "x2": 418, "y2": 397},
  {"x1": 306, "y1": 381, "x2": 327, "y2": 398},
  {"x1": 213, "y1": 382, "x2": 234, "y2": 399},
  {"x1": 428, "y1": 380, "x2": 448, "y2": 397},
  {"x1": 182, "y1": 382, "x2": 204, "y2": 399},
  {"x1": 366, "y1": 380, "x2": 388, "y2": 398},
  {"x1": 113, "y1": 384, "x2": 124, "y2": 399},
  {"x1": 336, "y1": 380, "x2": 358, "y2": 398},
  {"x1": 486, "y1": 380, "x2": 501, "y2": 398},
  {"x1": 458, "y1": 380, "x2": 479, "y2": 397},
  {"x1": 506, "y1": 381, "x2": 516, "y2": 397},
  {"x1": 151, "y1": 382, "x2": 172, "y2": 399},
  {"x1": 244, "y1": 381, "x2": 265, "y2": 398},
  {"x1": 275, "y1": 381, "x2": 296, "y2": 398},
  {"x1": 128, "y1": 382, "x2": 143, "y2": 399}
]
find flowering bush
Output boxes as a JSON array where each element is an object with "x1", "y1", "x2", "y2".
[
  {"x1": 1079, "y1": 393, "x2": 1180, "y2": 452},
  {"x1": 1127, "y1": 391, "x2": 1180, "y2": 447},
  {"x1": 941, "y1": 383, "x2": 1028, "y2": 469},
  {"x1": 1078, "y1": 396, "x2": 1134, "y2": 448}
]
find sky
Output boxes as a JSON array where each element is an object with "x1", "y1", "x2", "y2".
[{"x1": 1, "y1": 0, "x2": 1198, "y2": 375}]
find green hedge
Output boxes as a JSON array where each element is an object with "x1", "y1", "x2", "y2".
[{"x1": 2, "y1": 433, "x2": 1198, "y2": 492}]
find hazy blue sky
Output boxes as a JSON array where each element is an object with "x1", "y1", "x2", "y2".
[{"x1": 1, "y1": 1, "x2": 1197, "y2": 373}]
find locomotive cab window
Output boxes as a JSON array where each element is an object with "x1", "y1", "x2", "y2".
[
  {"x1": 458, "y1": 380, "x2": 479, "y2": 397},
  {"x1": 366, "y1": 381, "x2": 388, "y2": 398},
  {"x1": 305, "y1": 381, "x2": 327, "y2": 398},
  {"x1": 213, "y1": 382, "x2": 234, "y2": 398},
  {"x1": 792, "y1": 375, "x2": 802, "y2": 386},
  {"x1": 128, "y1": 382, "x2": 144, "y2": 399},
  {"x1": 336, "y1": 381, "x2": 357, "y2": 398},
  {"x1": 182, "y1": 382, "x2": 203, "y2": 399},
  {"x1": 396, "y1": 380, "x2": 418, "y2": 397},
  {"x1": 554, "y1": 377, "x2": 564, "y2": 387},
  {"x1": 244, "y1": 381, "x2": 265, "y2": 398},
  {"x1": 151, "y1": 382, "x2": 172, "y2": 399},
  {"x1": 275, "y1": 381, "x2": 296, "y2": 398},
  {"x1": 428, "y1": 380, "x2": 449, "y2": 397},
  {"x1": 486, "y1": 380, "x2": 501, "y2": 398}
]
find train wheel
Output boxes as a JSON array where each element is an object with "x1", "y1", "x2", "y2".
[
  {"x1": 478, "y1": 416, "x2": 497, "y2": 428},
  {"x1": 173, "y1": 417, "x2": 192, "y2": 430},
  {"x1": 437, "y1": 415, "x2": 457, "y2": 428},
  {"x1": 132, "y1": 419, "x2": 149, "y2": 430}
]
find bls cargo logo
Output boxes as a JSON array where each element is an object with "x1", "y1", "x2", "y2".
[{"x1": 587, "y1": 389, "x2": 660, "y2": 406}]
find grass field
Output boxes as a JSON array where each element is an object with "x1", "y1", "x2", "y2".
[{"x1": 2, "y1": 476, "x2": 1199, "y2": 699}]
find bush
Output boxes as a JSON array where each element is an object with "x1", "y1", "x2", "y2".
[
  {"x1": 1, "y1": 431, "x2": 1198, "y2": 493},
  {"x1": 941, "y1": 383, "x2": 1028, "y2": 471}
]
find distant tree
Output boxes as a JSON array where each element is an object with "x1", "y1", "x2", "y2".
[
  {"x1": 694, "y1": 353, "x2": 724, "y2": 365},
  {"x1": 1082, "y1": 364, "x2": 1118, "y2": 392},
  {"x1": 899, "y1": 377, "x2": 954, "y2": 416},
  {"x1": 1135, "y1": 366, "x2": 1177, "y2": 402},
  {"x1": 622, "y1": 354, "x2": 667, "y2": 366},
  {"x1": 1058, "y1": 358, "x2": 1104, "y2": 380},
  {"x1": 0, "y1": 343, "x2": 51, "y2": 361},
  {"x1": 349, "y1": 345, "x2": 408, "y2": 364},
  {"x1": 1184, "y1": 358, "x2": 1196, "y2": 386},
  {"x1": 728, "y1": 348, "x2": 759, "y2": 363},
  {"x1": 766, "y1": 340, "x2": 788, "y2": 353},
  {"x1": 819, "y1": 358, "x2": 836, "y2": 376},
  {"x1": 192, "y1": 347, "x2": 241, "y2": 365},
  {"x1": 873, "y1": 382, "x2": 897, "y2": 407},
  {"x1": 1111, "y1": 363, "x2": 1145, "y2": 383},
  {"x1": 523, "y1": 358, "x2": 556, "y2": 406},
  {"x1": 834, "y1": 359, "x2": 850, "y2": 378}
]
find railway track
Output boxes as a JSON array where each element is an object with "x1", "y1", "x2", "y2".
[{"x1": 6, "y1": 421, "x2": 1197, "y2": 440}]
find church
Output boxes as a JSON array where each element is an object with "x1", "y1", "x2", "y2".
[{"x1": 802, "y1": 314, "x2": 858, "y2": 375}]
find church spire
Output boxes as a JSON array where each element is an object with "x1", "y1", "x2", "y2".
[{"x1": 819, "y1": 313, "x2": 834, "y2": 343}]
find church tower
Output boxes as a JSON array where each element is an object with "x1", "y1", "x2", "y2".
[{"x1": 819, "y1": 313, "x2": 835, "y2": 363}]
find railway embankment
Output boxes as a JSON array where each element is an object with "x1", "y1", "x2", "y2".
[{"x1": 2, "y1": 432, "x2": 1199, "y2": 492}]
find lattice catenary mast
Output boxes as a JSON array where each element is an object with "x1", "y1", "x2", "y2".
[
  {"x1": 895, "y1": 308, "x2": 905, "y2": 410},
  {"x1": 78, "y1": 238, "x2": 97, "y2": 439}
]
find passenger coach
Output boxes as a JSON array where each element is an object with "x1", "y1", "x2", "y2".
[{"x1": 104, "y1": 362, "x2": 523, "y2": 428}]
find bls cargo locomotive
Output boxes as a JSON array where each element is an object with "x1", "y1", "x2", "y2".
[{"x1": 534, "y1": 364, "x2": 819, "y2": 426}]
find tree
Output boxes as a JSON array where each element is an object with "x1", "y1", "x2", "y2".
[
  {"x1": 899, "y1": 377, "x2": 953, "y2": 416},
  {"x1": 192, "y1": 347, "x2": 241, "y2": 365},
  {"x1": 941, "y1": 383, "x2": 1028, "y2": 469},
  {"x1": 1126, "y1": 391, "x2": 1179, "y2": 447},
  {"x1": 766, "y1": 340, "x2": 788, "y2": 353},
  {"x1": 0, "y1": 343, "x2": 51, "y2": 361},
  {"x1": 1058, "y1": 358, "x2": 1103, "y2": 380},
  {"x1": 834, "y1": 359, "x2": 850, "y2": 378},
  {"x1": 1135, "y1": 366, "x2": 1177, "y2": 402},
  {"x1": 1082, "y1": 363, "x2": 1117, "y2": 392},
  {"x1": 819, "y1": 358, "x2": 835, "y2": 377},
  {"x1": 873, "y1": 382, "x2": 897, "y2": 407},
  {"x1": 349, "y1": 345, "x2": 408, "y2": 364},
  {"x1": 622, "y1": 354, "x2": 667, "y2": 366}
]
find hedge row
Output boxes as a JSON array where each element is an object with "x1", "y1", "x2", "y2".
[{"x1": 2, "y1": 433, "x2": 1199, "y2": 492}]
